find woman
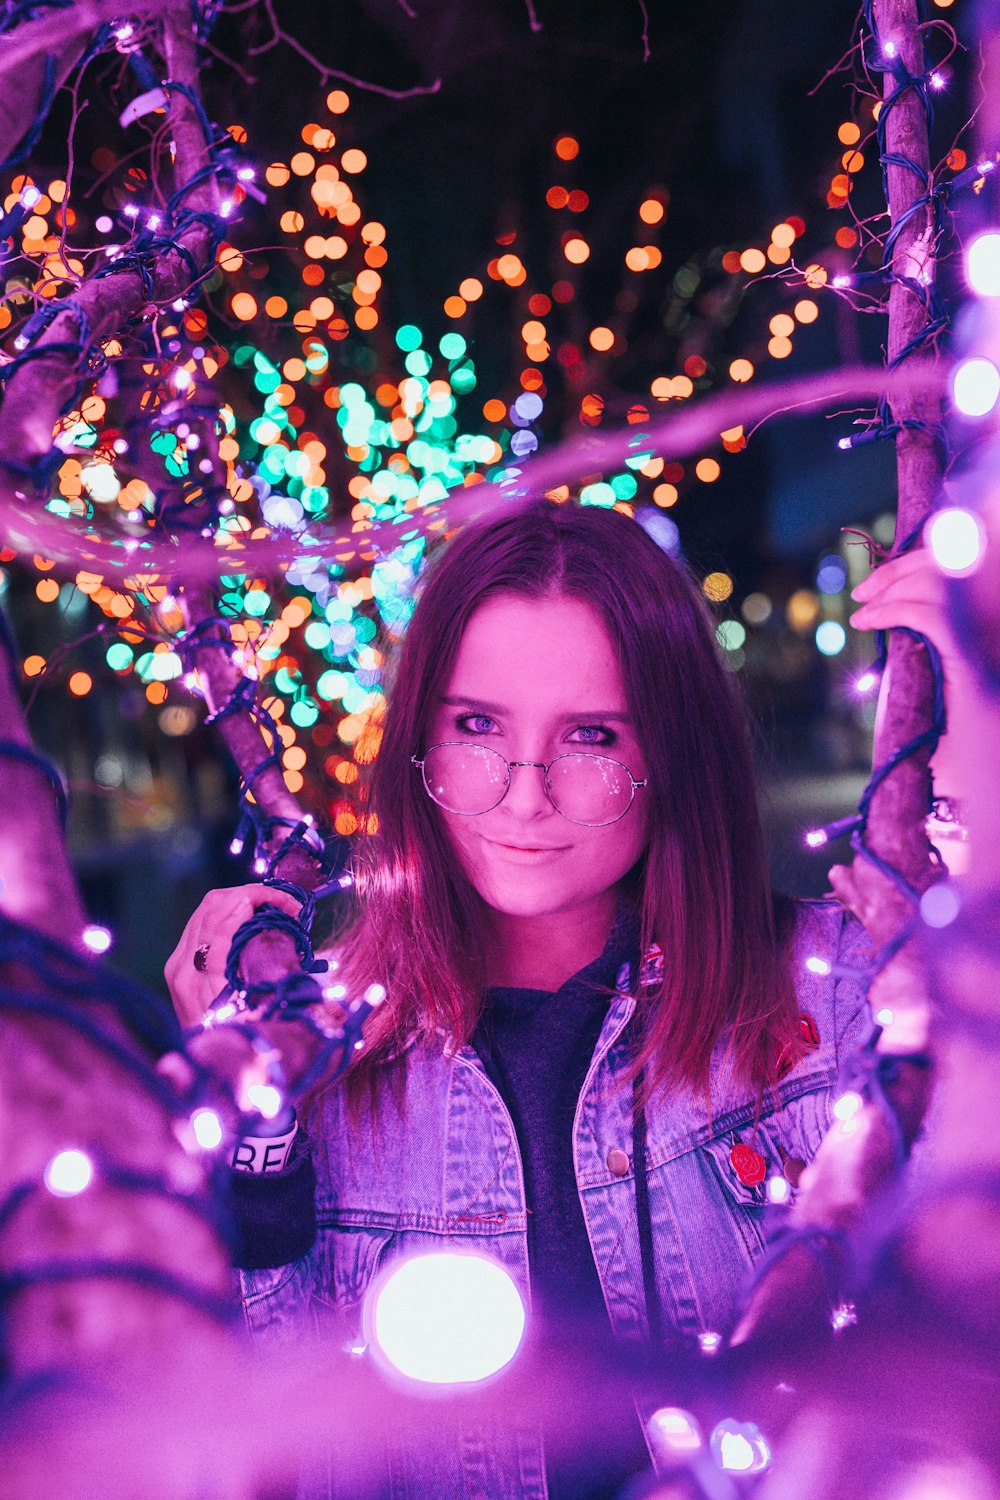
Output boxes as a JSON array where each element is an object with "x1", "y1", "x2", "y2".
[{"x1": 167, "y1": 499, "x2": 955, "y2": 1498}]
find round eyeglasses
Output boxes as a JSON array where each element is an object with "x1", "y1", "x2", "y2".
[{"x1": 411, "y1": 742, "x2": 648, "y2": 827}]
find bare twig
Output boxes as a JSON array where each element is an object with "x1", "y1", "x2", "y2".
[{"x1": 248, "y1": 0, "x2": 442, "y2": 99}]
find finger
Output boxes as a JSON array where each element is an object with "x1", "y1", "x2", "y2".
[
  {"x1": 166, "y1": 883, "x2": 311, "y2": 1023},
  {"x1": 850, "y1": 601, "x2": 957, "y2": 648},
  {"x1": 204, "y1": 887, "x2": 309, "y2": 988},
  {"x1": 851, "y1": 549, "x2": 937, "y2": 599},
  {"x1": 178, "y1": 885, "x2": 304, "y2": 961},
  {"x1": 850, "y1": 610, "x2": 964, "y2": 684},
  {"x1": 245, "y1": 884, "x2": 305, "y2": 917}
]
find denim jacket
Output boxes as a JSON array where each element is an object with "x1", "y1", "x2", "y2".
[{"x1": 240, "y1": 899, "x2": 870, "y2": 1499}]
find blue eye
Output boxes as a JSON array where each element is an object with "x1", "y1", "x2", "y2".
[
  {"x1": 456, "y1": 713, "x2": 496, "y2": 735},
  {"x1": 570, "y1": 725, "x2": 616, "y2": 746}
]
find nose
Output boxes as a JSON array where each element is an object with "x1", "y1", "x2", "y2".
[{"x1": 500, "y1": 760, "x2": 554, "y2": 820}]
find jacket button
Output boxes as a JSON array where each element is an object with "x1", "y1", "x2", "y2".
[{"x1": 607, "y1": 1148, "x2": 630, "y2": 1177}]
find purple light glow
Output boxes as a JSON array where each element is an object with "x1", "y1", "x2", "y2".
[{"x1": 82, "y1": 924, "x2": 113, "y2": 954}]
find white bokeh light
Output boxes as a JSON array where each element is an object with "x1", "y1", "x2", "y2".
[
  {"x1": 190, "y1": 1107, "x2": 224, "y2": 1150},
  {"x1": 953, "y1": 357, "x2": 1000, "y2": 417},
  {"x1": 710, "y1": 1420, "x2": 771, "y2": 1474},
  {"x1": 369, "y1": 1252, "x2": 526, "y2": 1385},
  {"x1": 833, "y1": 1091, "x2": 863, "y2": 1122},
  {"x1": 44, "y1": 1149, "x2": 94, "y2": 1197},
  {"x1": 967, "y1": 231, "x2": 1000, "y2": 297},
  {"x1": 82, "y1": 924, "x2": 113, "y2": 954},
  {"x1": 245, "y1": 1082, "x2": 283, "y2": 1119},
  {"x1": 926, "y1": 507, "x2": 986, "y2": 577}
]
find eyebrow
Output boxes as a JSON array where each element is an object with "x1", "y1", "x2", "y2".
[{"x1": 440, "y1": 695, "x2": 633, "y2": 722}]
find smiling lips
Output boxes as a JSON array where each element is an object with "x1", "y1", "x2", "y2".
[{"x1": 484, "y1": 838, "x2": 569, "y2": 858}]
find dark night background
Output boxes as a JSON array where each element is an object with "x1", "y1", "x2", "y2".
[{"x1": 3, "y1": 0, "x2": 972, "y2": 991}]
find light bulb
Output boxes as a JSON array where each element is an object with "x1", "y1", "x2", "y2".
[
  {"x1": 833, "y1": 1090, "x2": 863, "y2": 1121},
  {"x1": 967, "y1": 231, "x2": 1000, "y2": 297},
  {"x1": 926, "y1": 507, "x2": 985, "y2": 576},
  {"x1": 368, "y1": 1252, "x2": 525, "y2": 1385},
  {"x1": 45, "y1": 1149, "x2": 94, "y2": 1196},
  {"x1": 710, "y1": 1420, "x2": 771, "y2": 1474},
  {"x1": 246, "y1": 1082, "x2": 283, "y2": 1119},
  {"x1": 648, "y1": 1407, "x2": 703, "y2": 1457},
  {"x1": 83, "y1": 924, "x2": 113, "y2": 954},
  {"x1": 190, "y1": 1108, "x2": 224, "y2": 1150},
  {"x1": 953, "y1": 357, "x2": 1000, "y2": 418}
]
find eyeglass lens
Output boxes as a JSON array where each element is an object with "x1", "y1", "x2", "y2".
[{"x1": 421, "y1": 743, "x2": 635, "y2": 825}]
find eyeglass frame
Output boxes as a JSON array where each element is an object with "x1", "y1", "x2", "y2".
[{"x1": 410, "y1": 741, "x2": 649, "y2": 827}]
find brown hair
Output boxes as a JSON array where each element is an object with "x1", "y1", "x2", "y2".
[{"x1": 326, "y1": 499, "x2": 798, "y2": 1099}]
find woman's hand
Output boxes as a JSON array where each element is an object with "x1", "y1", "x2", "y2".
[
  {"x1": 849, "y1": 545, "x2": 962, "y2": 677},
  {"x1": 850, "y1": 546, "x2": 976, "y2": 806},
  {"x1": 164, "y1": 883, "x2": 304, "y2": 1029}
]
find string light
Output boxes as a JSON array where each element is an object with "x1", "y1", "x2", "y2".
[
  {"x1": 710, "y1": 1420, "x2": 771, "y2": 1474},
  {"x1": 367, "y1": 1252, "x2": 526, "y2": 1385},
  {"x1": 82, "y1": 924, "x2": 113, "y2": 954},
  {"x1": 244, "y1": 1081, "x2": 283, "y2": 1119},
  {"x1": 926, "y1": 508, "x2": 986, "y2": 576},
  {"x1": 189, "y1": 1107, "x2": 225, "y2": 1150},
  {"x1": 966, "y1": 231, "x2": 1000, "y2": 296},
  {"x1": 952, "y1": 357, "x2": 1000, "y2": 417},
  {"x1": 647, "y1": 1407, "x2": 703, "y2": 1456},
  {"x1": 43, "y1": 1148, "x2": 94, "y2": 1197}
]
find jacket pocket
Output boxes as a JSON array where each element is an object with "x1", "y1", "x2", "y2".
[
  {"x1": 311, "y1": 1223, "x2": 396, "y2": 1317},
  {"x1": 240, "y1": 1256, "x2": 315, "y2": 1343},
  {"x1": 702, "y1": 1134, "x2": 770, "y2": 1257}
]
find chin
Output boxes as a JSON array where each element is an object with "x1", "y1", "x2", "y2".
[{"x1": 467, "y1": 866, "x2": 602, "y2": 920}]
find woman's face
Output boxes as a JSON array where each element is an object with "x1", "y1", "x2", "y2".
[{"x1": 425, "y1": 592, "x2": 649, "y2": 922}]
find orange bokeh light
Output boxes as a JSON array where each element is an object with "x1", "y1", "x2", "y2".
[{"x1": 231, "y1": 292, "x2": 257, "y2": 321}]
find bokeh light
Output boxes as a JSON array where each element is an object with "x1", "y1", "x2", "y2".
[{"x1": 369, "y1": 1252, "x2": 526, "y2": 1385}]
